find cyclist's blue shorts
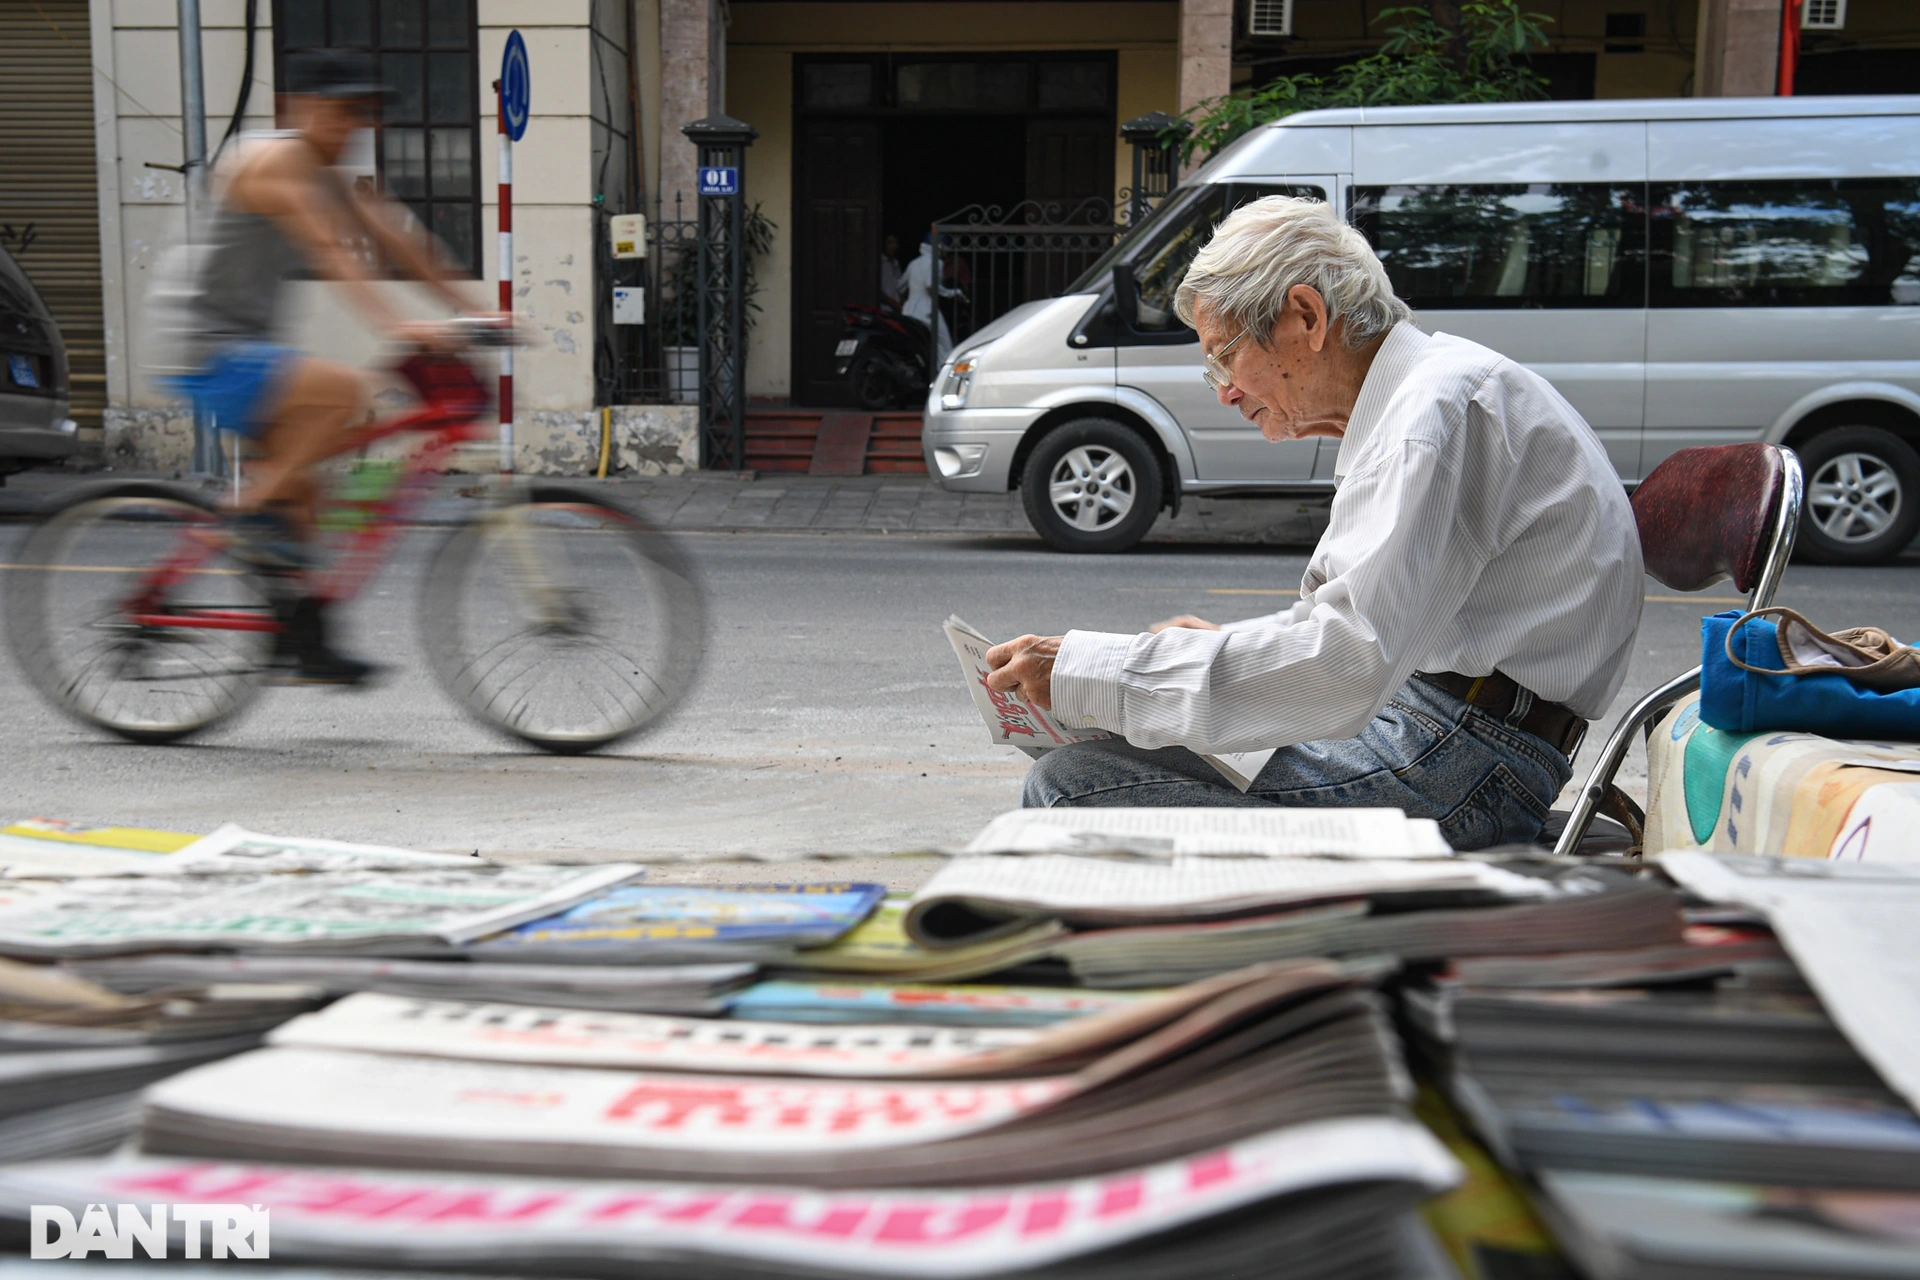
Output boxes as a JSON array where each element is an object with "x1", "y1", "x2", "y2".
[{"x1": 164, "y1": 341, "x2": 298, "y2": 439}]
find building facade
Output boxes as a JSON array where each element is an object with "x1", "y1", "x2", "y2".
[{"x1": 0, "y1": 0, "x2": 1911, "y2": 471}]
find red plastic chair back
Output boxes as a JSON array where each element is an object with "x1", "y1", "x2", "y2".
[{"x1": 1631, "y1": 443, "x2": 1785, "y2": 594}]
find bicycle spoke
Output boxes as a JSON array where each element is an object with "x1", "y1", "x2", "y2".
[{"x1": 420, "y1": 495, "x2": 704, "y2": 750}]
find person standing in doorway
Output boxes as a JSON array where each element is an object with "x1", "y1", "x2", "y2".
[
  {"x1": 902, "y1": 233, "x2": 962, "y2": 363},
  {"x1": 879, "y1": 234, "x2": 904, "y2": 308}
]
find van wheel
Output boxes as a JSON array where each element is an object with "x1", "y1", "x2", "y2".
[
  {"x1": 1795, "y1": 426, "x2": 1920, "y2": 566},
  {"x1": 1020, "y1": 419, "x2": 1163, "y2": 553}
]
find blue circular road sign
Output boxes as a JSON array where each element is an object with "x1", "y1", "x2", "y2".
[{"x1": 501, "y1": 31, "x2": 531, "y2": 142}]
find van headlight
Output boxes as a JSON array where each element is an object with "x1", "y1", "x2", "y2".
[
  {"x1": 933, "y1": 444, "x2": 988, "y2": 478},
  {"x1": 939, "y1": 357, "x2": 975, "y2": 411}
]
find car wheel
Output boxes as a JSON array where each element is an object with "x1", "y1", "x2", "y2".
[
  {"x1": 1794, "y1": 426, "x2": 1920, "y2": 566},
  {"x1": 1020, "y1": 418, "x2": 1163, "y2": 553}
]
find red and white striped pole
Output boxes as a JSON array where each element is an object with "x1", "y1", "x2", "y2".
[{"x1": 494, "y1": 77, "x2": 514, "y2": 475}]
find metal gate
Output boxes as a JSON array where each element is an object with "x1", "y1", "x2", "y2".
[
  {"x1": 928, "y1": 197, "x2": 1118, "y2": 369},
  {"x1": 922, "y1": 114, "x2": 1190, "y2": 372},
  {"x1": 0, "y1": 0, "x2": 105, "y2": 433}
]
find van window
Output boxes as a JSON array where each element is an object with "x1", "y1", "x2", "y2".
[
  {"x1": 1351, "y1": 184, "x2": 1646, "y2": 309},
  {"x1": 1649, "y1": 178, "x2": 1920, "y2": 307},
  {"x1": 1122, "y1": 184, "x2": 1325, "y2": 332}
]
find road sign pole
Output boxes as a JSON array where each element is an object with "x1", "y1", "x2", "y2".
[
  {"x1": 495, "y1": 77, "x2": 513, "y2": 476},
  {"x1": 494, "y1": 31, "x2": 530, "y2": 477}
]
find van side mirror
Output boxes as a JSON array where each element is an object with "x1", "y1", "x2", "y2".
[
  {"x1": 1113, "y1": 262, "x2": 1185, "y2": 336},
  {"x1": 1112, "y1": 263, "x2": 1139, "y2": 325}
]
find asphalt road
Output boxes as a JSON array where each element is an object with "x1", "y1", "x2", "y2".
[{"x1": 3, "y1": 523, "x2": 1916, "y2": 860}]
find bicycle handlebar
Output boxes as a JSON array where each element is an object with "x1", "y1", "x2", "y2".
[{"x1": 438, "y1": 315, "x2": 526, "y2": 349}]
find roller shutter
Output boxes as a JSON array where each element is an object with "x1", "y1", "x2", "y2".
[{"x1": 0, "y1": 0, "x2": 105, "y2": 430}]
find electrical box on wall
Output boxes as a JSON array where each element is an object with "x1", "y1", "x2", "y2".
[
  {"x1": 610, "y1": 214, "x2": 647, "y2": 259},
  {"x1": 612, "y1": 286, "x2": 645, "y2": 325}
]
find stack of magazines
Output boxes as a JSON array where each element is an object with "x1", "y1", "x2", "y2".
[
  {"x1": 1402, "y1": 851, "x2": 1920, "y2": 1280},
  {"x1": 2, "y1": 817, "x2": 1918, "y2": 1279}
]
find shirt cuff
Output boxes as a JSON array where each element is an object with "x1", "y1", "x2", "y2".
[{"x1": 1050, "y1": 629, "x2": 1133, "y2": 733}]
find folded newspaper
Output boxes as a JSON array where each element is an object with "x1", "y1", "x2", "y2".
[
  {"x1": 470, "y1": 882, "x2": 886, "y2": 962},
  {"x1": 137, "y1": 964, "x2": 1404, "y2": 1186},
  {"x1": 0, "y1": 818, "x2": 196, "y2": 878},
  {"x1": 963, "y1": 807, "x2": 1451, "y2": 858},
  {"x1": 0, "y1": 1117, "x2": 1462, "y2": 1279},
  {"x1": 65, "y1": 954, "x2": 754, "y2": 1015},
  {"x1": 727, "y1": 979, "x2": 1161, "y2": 1026},
  {"x1": 0, "y1": 863, "x2": 642, "y2": 958},
  {"x1": 1657, "y1": 851, "x2": 1920, "y2": 1114},
  {"x1": 944, "y1": 617, "x2": 1276, "y2": 791},
  {"x1": 265, "y1": 962, "x2": 1337, "y2": 1080},
  {"x1": 903, "y1": 854, "x2": 1552, "y2": 948}
]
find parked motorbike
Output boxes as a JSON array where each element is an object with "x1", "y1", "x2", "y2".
[{"x1": 834, "y1": 304, "x2": 934, "y2": 410}]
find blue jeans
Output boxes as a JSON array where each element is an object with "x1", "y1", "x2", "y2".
[{"x1": 1020, "y1": 677, "x2": 1574, "y2": 851}]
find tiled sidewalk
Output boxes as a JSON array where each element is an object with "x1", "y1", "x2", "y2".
[{"x1": 2, "y1": 468, "x2": 1334, "y2": 546}]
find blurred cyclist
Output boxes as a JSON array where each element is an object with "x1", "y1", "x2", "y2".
[{"x1": 164, "y1": 49, "x2": 482, "y2": 685}]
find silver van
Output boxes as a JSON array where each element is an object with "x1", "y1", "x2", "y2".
[{"x1": 922, "y1": 96, "x2": 1920, "y2": 563}]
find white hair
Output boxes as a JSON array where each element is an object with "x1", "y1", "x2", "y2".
[{"x1": 1174, "y1": 195, "x2": 1409, "y2": 350}]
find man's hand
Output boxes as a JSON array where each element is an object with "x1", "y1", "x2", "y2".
[
  {"x1": 1150, "y1": 615, "x2": 1222, "y2": 633},
  {"x1": 985, "y1": 634, "x2": 1063, "y2": 710}
]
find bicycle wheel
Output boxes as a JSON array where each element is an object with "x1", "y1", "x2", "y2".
[
  {"x1": 419, "y1": 485, "x2": 704, "y2": 753},
  {"x1": 5, "y1": 483, "x2": 273, "y2": 744}
]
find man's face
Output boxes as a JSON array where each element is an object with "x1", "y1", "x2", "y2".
[
  {"x1": 295, "y1": 94, "x2": 381, "y2": 161},
  {"x1": 1193, "y1": 292, "x2": 1347, "y2": 443}
]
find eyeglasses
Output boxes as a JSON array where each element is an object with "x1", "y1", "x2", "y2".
[{"x1": 1200, "y1": 327, "x2": 1250, "y2": 393}]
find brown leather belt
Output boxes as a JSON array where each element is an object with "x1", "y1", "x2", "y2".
[{"x1": 1414, "y1": 670, "x2": 1587, "y2": 759}]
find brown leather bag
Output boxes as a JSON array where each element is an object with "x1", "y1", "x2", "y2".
[{"x1": 1724, "y1": 606, "x2": 1920, "y2": 694}]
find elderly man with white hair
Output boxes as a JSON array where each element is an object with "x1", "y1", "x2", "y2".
[{"x1": 983, "y1": 196, "x2": 1643, "y2": 850}]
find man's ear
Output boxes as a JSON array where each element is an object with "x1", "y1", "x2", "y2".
[{"x1": 1288, "y1": 285, "x2": 1331, "y2": 353}]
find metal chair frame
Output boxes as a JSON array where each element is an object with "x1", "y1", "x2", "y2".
[{"x1": 1551, "y1": 448, "x2": 1806, "y2": 857}]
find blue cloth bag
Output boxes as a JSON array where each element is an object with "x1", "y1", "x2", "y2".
[{"x1": 1700, "y1": 609, "x2": 1920, "y2": 737}]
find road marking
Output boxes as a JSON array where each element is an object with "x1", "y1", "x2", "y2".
[
  {"x1": 1129, "y1": 586, "x2": 1748, "y2": 605},
  {"x1": 0, "y1": 563, "x2": 240, "y2": 575}
]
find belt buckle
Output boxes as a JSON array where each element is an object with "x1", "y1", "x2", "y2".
[{"x1": 1561, "y1": 717, "x2": 1589, "y2": 760}]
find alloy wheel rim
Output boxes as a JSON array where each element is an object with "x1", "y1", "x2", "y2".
[
  {"x1": 1809, "y1": 450, "x2": 1904, "y2": 544},
  {"x1": 1048, "y1": 446, "x2": 1136, "y2": 531}
]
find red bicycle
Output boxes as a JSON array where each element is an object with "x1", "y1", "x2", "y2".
[{"x1": 5, "y1": 321, "x2": 703, "y2": 752}]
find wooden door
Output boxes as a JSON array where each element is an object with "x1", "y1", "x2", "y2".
[
  {"x1": 793, "y1": 117, "x2": 881, "y2": 406},
  {"x1": 1025, "y1": 117, "x2": 1112, "y2": 219},
  {"x1": 1023, "y1": 117, "x2": 1113, "y2": 299}
]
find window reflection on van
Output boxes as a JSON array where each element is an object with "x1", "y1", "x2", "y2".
[
  {"x1": 1122, "y1": 184, "x2": 1325, "y2": 331},
  {"x1": 1352, "y1": 184, "x2": 1647, "y2": 308},
  {"x1": 1649, "y1": 179, "x2": 1920, "y2": 307}
]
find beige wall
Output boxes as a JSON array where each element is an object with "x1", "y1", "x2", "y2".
[
  {"x1": 1240, "y1": 0, "x2": 1698, "y2": 99},
  {"x1": 724, "y1": 0, "x2": 1179, "y2": 399},
  {"x1": 95, "y1": 0, "x2": 611, "y2": 456},
  {"x1": 92, "y1": 0, "x2": 275, "y2": 412},
  {"x1": 478, "y1": 0, "x2": 602, "y2": 413}
]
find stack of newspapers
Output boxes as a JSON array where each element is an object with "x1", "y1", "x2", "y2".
[
  {"x1": 0, "y1": 814, "x2": 1917, "y2": 1279},
  {"x1": 1402, "y1": 851, "x2": 1920, "y2": 1280}
]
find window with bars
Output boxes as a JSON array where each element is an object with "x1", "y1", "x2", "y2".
[
  {"x1": 1802, "y1": 0, "x2": 1846, "y2": 29},
  {"x1": 274, "y1": 0, "x2": 481, "y2": 275}
]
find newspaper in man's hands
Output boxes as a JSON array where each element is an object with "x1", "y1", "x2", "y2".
[{"x1": 944, "y1": 616, "x2": 1276, "y2": 791}]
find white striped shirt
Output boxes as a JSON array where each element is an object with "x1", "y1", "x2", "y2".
[{"x1": 1051, "y1": 322, "x2": 1644, "y2": 754}]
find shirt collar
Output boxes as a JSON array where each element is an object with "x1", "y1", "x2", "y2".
[{"x1": 1333, "y1": 321, "x2": 1430, "y2": 481}]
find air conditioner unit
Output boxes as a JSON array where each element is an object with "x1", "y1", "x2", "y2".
[
  {"x1": 1802, "y1": 0, "x2": 1846, "y2": 30},
  {"x1": 1249, "y1": 0, "x2": 1293, "y2": 38}
]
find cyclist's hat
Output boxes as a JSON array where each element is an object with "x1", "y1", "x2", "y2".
[{"x1": 285, "y1": 49, "x2": 395, "y2": 101}]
